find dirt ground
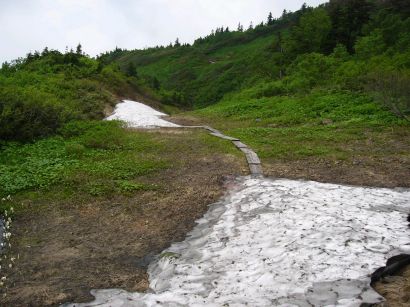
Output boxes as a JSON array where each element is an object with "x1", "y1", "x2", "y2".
[
  {"x1": 374, "y1": 266, "x2": 410, "y2": 307},
  {"x1": 263, "y1": 156, "x2": 410, "y2": 188}
]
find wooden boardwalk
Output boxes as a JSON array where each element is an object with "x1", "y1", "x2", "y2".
[{"x1": 184, "y1": 126, "x2": 263, "y2": 176}]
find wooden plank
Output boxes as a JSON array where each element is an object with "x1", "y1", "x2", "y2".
[
  {"x1": 183, "y1": 125, "x2": 207, "y2": 129},
  {"x1": 245, "y1": 152, "x2": 261, "y2": 165},
  {"x1": 203, "y1": 126, "x2": 221, "y2": 134},
  {"x1": 232, "y1": 141, "x2": 248, "y2": 149},
  {"x1": 249, "y1": 163, "x2": 263, "y2": 175},
  {"x1": 201, "y1": 125, "x2": 263, "y2": 176},
  {"x1": 210, "y1": 132, "x2": 239, "y2": 141},
  {"x1": 240, "y1": 148, "x2": 261, "y2": 164}
]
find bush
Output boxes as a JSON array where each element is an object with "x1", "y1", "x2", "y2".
[
  {"x1": 365, "y1": 70, "x2": 410, "y2": 120},
  {"x1": 286, "y1": 53, "x2": 336, "y2": 92},
  {"x1": 253, "y1": 81, "x2": 287, "y2": 98},
  {"x1": 65, "y1": 143, "x2": 86, "y2": 158},
  {"x1": 0, "y1": 87, "x2": 69, "y2": 141},
  {"x1": 354, "y1": 30, "x2": 386, "y2": 59},
  {"x1": 79, "y1": 121, "x2": 127, "y2": 150}
]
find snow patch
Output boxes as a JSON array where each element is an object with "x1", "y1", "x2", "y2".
[
  {"x1": 106, "y1": 100, "x2": 180, "y2": 128},
  {"x1": 64, "y1": 178, "x2": 410, "y2": 306}
]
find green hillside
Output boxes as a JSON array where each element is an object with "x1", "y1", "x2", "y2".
[
  {"x1": 98, "y1": 0, "x2": 410, "y2": 186},
  {"x1": 104, "y1": 0, "x2": 410, "y2": 115},
  {"x1": 0, "y1": 47, "x2": 154, "y2": 142}
]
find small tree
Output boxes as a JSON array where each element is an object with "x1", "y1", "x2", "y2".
[
  {"x1": 126, "y1": 62, "x2": 137, "y2": 77},
  {"x1": 287, "y1": 8, "x2": 331, "y2": 54},
  {"x1": 42, "y1": 47, "x2": 49, "y2": 56},
  {"x1": 267, "y1": 12, "x2": 274, "y2": 25},
  {"x1": 76, "y1": 43, "x2": 83, "y2": 55},
  {"x1": 237, "y1": 23, "x2": 243, "y2": 32},
  {"x1": 174, "y1": 38, "x2": 181, "y2": 47}
]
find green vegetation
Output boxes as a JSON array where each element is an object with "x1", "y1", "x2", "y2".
[
  {"x1": 104, "y1": 0, "x2": 409, "y2": 116},
  {"x1": 0, "y1": 46, "x2": 159, "y2": 142},
  {"x1": 0, "y1": 121, "x2": 167, "y2": 200},
  {"x1": 192, "y1": 89, "x2": 408, "y2": 162}
]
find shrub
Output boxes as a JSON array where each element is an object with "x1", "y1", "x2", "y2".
[
  {"x1": 65, "y1": 143, "x2": 86, "y2": 158},
  {"x1": 79, "y1": 121, "x2": 127, "y2": 150},
  {"x1": 365, "y1": 70, "x2": 410, "y2": 120},
  {"x1": 354, "y1": 30, "x2": 386, "y2": 59},
  {"x1": 0, "y1": 87, "x2": 69, "y2": 141}
]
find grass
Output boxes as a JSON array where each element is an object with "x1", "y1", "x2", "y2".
[
  {"x1": 0, "y1": 120, "x2": 243, "y2": 214},
  {"x1": 0, "y1": 121, "x2": 166, "y2": 207},
  {"x1": 186, "y1": 88, "x2": 410, "y2": 164}
]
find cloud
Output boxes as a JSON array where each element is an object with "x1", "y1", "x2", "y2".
[{"x1": 0, "y1": 0, "x2": 326, "y2": 63}]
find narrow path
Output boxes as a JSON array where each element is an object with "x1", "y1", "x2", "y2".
[{"x1": 183, "y1": 125, "x2": 263, "y2": 176}]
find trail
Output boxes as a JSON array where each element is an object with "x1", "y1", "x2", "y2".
[{"x1": 64, "y1": 100, "x2": 410, "y2": 306}]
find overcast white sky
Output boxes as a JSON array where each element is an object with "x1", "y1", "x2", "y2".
[{"x1": 0, "y1": 0, "x2": 327, "y2": 63}]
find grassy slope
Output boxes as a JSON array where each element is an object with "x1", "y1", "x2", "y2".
[
  {"x1": 195, "y1": 89, "x2": 407, "y2": 160},
  {"x1": 116, "y1": 30, "x2": 281, "y2": 108}
]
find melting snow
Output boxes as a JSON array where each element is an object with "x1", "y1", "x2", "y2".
[
  {"x1": 64, "y1": 177, "x2": 410, "y2": 307},
  {"x1": 106, "y1": 100, "x2": 180, "y2": 128}
]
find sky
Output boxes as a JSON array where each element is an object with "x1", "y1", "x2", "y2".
[{"x1": 0, "y1": 0, "x2": 327, "y2": 63}]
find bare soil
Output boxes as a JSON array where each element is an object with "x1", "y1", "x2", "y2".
[
  {"x1": 374, "y1": 266, "x2": 410, "y2": 307},
  {"x1": 263, "y1": 156, "x2": 410, "y2": 188}
]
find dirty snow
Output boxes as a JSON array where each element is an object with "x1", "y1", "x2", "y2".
[
  {"x1": 106, "y1": 100, "x2": 180, "y2": 128},
  {"x1": 65, "y1": 177, "x2": 410, "y2": 307}
]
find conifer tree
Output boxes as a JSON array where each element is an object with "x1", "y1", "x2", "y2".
[
  {"x1": 267, "y1": 12, "x2": 274, "y2": 25},
  {"x1": 42, "y1": 47, "x2": 49, "y2": 56},
  {"x1": 126, "y1": 62, "x2": 137, "y2": 77},
  {"x1": 76, "y1": 43, "x2": 82, "y2": 55}
]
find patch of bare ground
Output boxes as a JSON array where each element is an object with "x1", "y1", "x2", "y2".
[
  {"x1": 167, "y1": 114, "x2": 203, "y2": 126},
  {"x1": 1, "y1": 129, "x2": 246, "y2": 306},
  {"x1": 263, "y1": 155, "x2": 410, "y2": 188},
  {"x1": 374, "y1": 266, "x2": 410, "y2": 307}
]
